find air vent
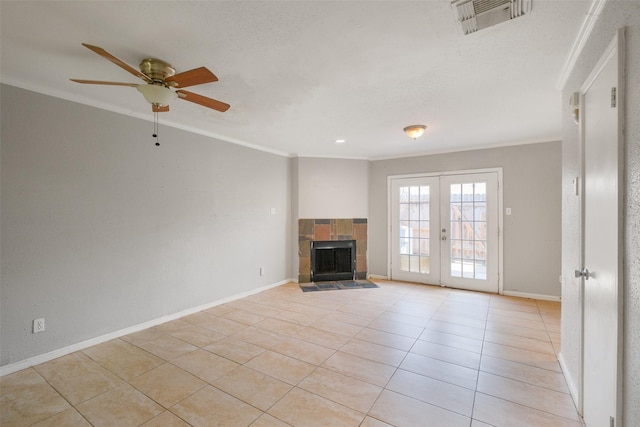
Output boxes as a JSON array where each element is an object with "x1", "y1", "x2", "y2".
[{"x1": 451, "y1": 0, "x2": 531, "y2": 35}]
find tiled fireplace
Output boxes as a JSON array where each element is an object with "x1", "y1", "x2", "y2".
[{"x1": 298, "y1": 218, "x2": 367, "y2": 283}]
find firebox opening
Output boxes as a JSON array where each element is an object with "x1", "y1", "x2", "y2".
[{"x1": 311, "y1": 240, "x2": 356, "y2": 282}]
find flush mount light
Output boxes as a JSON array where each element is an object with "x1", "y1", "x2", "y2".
[
  {"x1": 335, "y1": 139, "x2": 346, "y2": 144},
  {"x1": 403, "y1": 125, "x2": 427, "y2": 140}
]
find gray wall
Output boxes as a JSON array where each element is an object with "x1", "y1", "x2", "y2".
[
  {"x1": 290, "y1": 157, "x2": 369, "y2": 278},
  {"x1": 560, "y1": 2, "x2": 640, "y2": 424},
  {"x1": 290, "y1": 157, "x2": 300, "y2": 283},
  {"x1": 296, "y1": 157, "x2": 369, "y2": 219},
  {"x1": 1, "y1": 84, "x2": 291, "y2": 366},
  {"x1": 369, "y1": 142, "x2": 562, "y2": 297}
]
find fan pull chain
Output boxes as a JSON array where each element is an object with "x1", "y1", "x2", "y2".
[{"x1": 153, "y1": 109, "x2": 160, "y2": 146}]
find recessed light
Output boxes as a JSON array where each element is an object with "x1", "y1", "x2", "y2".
[{"x1": 335, "y1": 139, "x2": 346, "y2": 144}]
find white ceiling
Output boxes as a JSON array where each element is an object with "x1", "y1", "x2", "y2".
[{"x1": 1, "y1": 1, "x2": 592, "y2": 159}]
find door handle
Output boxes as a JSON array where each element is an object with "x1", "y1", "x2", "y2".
[
  {"x1": 574, "y1": 268, "x2": 590, "y2": 280},
  {"x1": 442, "y1": 236, "x2": 447, "y2": 241}
]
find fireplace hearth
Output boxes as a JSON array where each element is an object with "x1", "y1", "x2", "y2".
[{"x1": 311, "y1": 240, "x2": 356, "y2": 282}]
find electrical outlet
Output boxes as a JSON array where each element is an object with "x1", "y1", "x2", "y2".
[{"x1": 33, "y1": 318, "x2": 46, "y2": 333}]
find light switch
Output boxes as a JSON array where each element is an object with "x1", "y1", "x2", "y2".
[{"x1": 506, "y1": 208, "x2": 512, "y2": 215}]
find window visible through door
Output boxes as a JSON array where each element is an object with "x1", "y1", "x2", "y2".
[
  {"x1": 398, "y1": 184, "x2": 432, "y2": 274},
  {"x1": 448, "y1": 181, "x2": 487, "y2": 280}
]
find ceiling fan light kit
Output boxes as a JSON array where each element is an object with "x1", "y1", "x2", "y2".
[
  {"x1": 136, "y1": 84, "x2": 178, "y2": 107},
  {"x1": 404, "y1": 125, "x2": 427, "y2": 140},
  {"x1": 70, "y1": 43, "x2": 229, "y2": 113},
  {"x1": 70, "y1": 43, "x2": 231, "y2": 146}
]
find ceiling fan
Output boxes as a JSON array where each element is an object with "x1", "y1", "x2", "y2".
[{"x1": 70, "y1": 43, "x2": 230, "y2": 113}]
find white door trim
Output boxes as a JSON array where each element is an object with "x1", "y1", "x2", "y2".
[{"x1": 387, "y1": 168, "x2": 504, "y2": 294}]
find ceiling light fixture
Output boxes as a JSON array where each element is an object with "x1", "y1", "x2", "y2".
[
  {"x1": 136, "y1": 84, "x2": 178, "y2": 146},
  {"x1": 403, "y1": 125, "x2": 427, "y2": 140},
  {"x1": 335, "y1": 139, "x2": 346, "y2": 144},
  {"x1": 136, "y1": 83, "x2": 178, "y2": 107}
]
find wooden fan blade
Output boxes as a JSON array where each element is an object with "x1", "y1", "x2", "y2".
[
  {"x1": 70, "y1": 79, "x2": 139, "y2": 87},
  {"x1": 166, "y1": 67, "x2": 218, "y2": 88},
  {"x1": 81, "y1": 43, "x2": 151, "y2": 83},
  {"x1": 152, "y1": 104, "x2": 170, "y2": 112},
  {"x1": 176, "y1": 90, "x2": 230, "y2": 112}
]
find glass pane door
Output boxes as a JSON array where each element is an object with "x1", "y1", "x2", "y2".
[
  {"x1": 390, "y1": 172, "x2": 499, "y2": 294},
  {"x1": 440, "y1": 173, "x2": 498, "y2": 293},
  {"x1": 391, "y1": 177, "x2": 440, "y2": 284},
  {"x1": 448, "y1": 181, "x2": 487, "y2": 280}
]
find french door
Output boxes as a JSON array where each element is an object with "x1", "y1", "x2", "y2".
[{"x1": 390, "y1": 171, "x2": 499, "y2": 293}]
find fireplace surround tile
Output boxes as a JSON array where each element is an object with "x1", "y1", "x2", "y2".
[
  {"x1": 336, "y1": 219, "x2": 353, "y2": 236},
  {"x1": 353, "y1": 224, "x2": 367, "y2": 241},
  {"x1": 299, "y1": 274, "x2": 311, "y2": 283},
  {"x1": 298, "y1": 237, "x2": 311, "y2": 258},
  {"x1": 299, "y1": 219, "x2": 314, "y2": 236},
  {"x1": 357, "y1": 256, "x2": 367, "y2": 272},
  {"x1": 314, "y1": 224, "x2": 331, "y2": 241},
  {"x1": 299, "y1": 256, "x2": 310, "y2": 274},
  {"x1": 357, "y1": 240, "x2": 367, "y2": 257},
  {"x1": 298, "y1": 219, "x2": 367, "y2": 283}
]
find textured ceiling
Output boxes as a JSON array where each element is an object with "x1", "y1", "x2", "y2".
[{"x1": 1, "y1": 1, "x2": 591, "y2": 159}]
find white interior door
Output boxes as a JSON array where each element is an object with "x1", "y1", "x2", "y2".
[
  {"x1": 390, "y1": 172, "x2": 499, "y2": 293},
  {"x1": 581, "y1": 31, "x2": 623, "y2": 427}
]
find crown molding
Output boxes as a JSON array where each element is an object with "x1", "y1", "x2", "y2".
[
  {"x1": 0, "y1": 79, "x2": 291, "y2": 158},
  {"x1": 555, "y1": 0, "x2": 609, "y2": 90}
]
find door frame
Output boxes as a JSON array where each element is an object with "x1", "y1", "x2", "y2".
[
  {"x1": 387, "y1": 167, "x2": 504, "y2": 294},
  {"x1": 577, "y1": 28, "x2": 625, "y2": 423}
]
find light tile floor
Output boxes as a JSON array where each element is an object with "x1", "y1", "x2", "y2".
[{"x1": 1, "y1": 280, "x2": 582, "y2": 426}]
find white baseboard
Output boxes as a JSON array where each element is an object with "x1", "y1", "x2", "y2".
[
  {"x1": 558, "y1": 351, "x2": 582, "y2": 416},
  {"x1": 0, "y1": 279, "x2": 292, "y2": 377},
  {"x1": 368, "y1": 274, "x2": 388, "y2": 280},
  {"x1": 502, "y1": 290, "x2": 561, "y2": 302}
]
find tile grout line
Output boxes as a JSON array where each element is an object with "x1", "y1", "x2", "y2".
[
  {"x1": 4, "y1": 282, "x2": 575, "y2": 427},
  {"x1": 472, "y1": 295, "x2": 579, "y2": 425},
  {"x1": 467, "y1": 292, "x2": 493, "y2": 426}
]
